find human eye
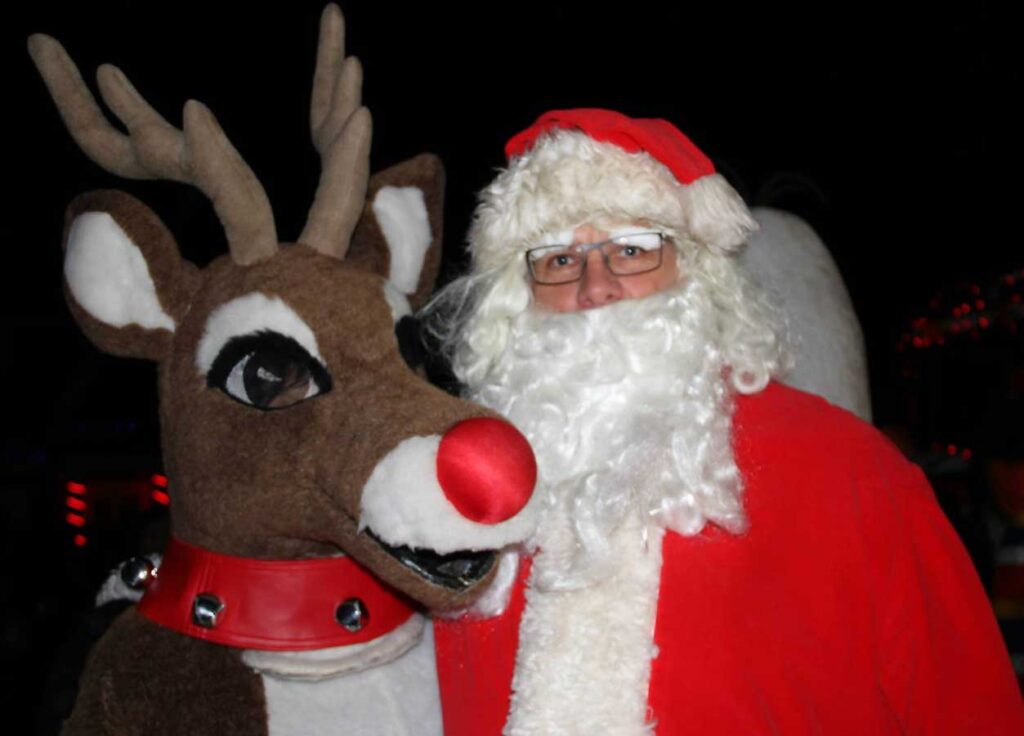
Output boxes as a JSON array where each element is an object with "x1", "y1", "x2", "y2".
[{"x1": 542, "y1": 250, "x2": 580, "y2": 270}]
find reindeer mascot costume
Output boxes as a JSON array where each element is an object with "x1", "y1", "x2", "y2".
[{"x1": 30, "y1": 6, "x2": 537, "y2": 735}]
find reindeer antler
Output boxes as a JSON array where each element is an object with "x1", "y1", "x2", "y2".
[
  {"x1": 300, "y1": 3, "x2": 372, "y2": 260},
  {"x1": 27, "y1": 34, "x2": 279, "y2": 266}
]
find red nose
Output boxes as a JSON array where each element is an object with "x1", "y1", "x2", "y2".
[{"x1": 436, "y1": 417, "x2": 537, "y2": 524}]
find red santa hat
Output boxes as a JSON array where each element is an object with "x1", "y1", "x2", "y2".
[{"x1": 469, "y1": 108, "x2": 757, "y2": 271}]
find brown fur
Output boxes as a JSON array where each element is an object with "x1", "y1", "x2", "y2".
[
  {"x1": 34, "y1": 9, "x2": 532, "y2": 734},
  {"x1": 64, "y1": 610, "x2": 268, "y2": 736}
]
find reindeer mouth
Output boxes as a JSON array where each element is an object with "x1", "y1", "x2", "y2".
[{"x1": 368, "y1": 532, "x2": 496, "y2": 590}]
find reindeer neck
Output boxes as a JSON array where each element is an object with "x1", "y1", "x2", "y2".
[{"x1": 137, "y1": 538, "x2": 417, "y2": 651}]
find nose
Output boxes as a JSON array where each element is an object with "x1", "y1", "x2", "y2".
[
  {"x1": 435, "y1": 418, "x2": 537, "y2": 524},
  {"x1": 578, "y1": 249, "x2": 623, "y2": 309}
]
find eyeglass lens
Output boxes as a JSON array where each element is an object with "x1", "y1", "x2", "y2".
[{"x1": 528, "y1": 233, "x2": 663, "y2": 285}]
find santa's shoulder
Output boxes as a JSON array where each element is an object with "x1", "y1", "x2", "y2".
[{"x1": 732, "y1": 382, "x2": 914, "y2": 478}]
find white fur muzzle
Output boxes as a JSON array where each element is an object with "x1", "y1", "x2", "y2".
[{"x1": 359, "y1": 435, "x2": 539, "y2": 554}]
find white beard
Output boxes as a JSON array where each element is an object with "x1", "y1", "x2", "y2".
[
  {"x1": 465, "y1": 279, "x2": 746, "y2": 735},
  {"x1": 466, "y1": 278, "x2": 745, "y2": 590}
]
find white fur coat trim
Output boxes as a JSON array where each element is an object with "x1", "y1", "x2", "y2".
[{"x1": 505, "y1": 520, "x2": 665, "y2": 735}]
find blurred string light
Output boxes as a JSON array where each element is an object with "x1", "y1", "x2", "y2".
[
  {"x1": 151, "y1": 473, "x2": 170, "y2": 506},
  {"x1": 898, "y1": 266, "x2": 1024, "y2": 352},
  {"x1": 64, "y1": 480, "x2": 89, "y2": 548},
  {"x1": 62, "y1": 473, "x2": 171, "y2": 550}
]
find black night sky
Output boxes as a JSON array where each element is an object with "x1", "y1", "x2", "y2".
[{"x1": 4, "y1": 1, "x2": 1023, "y2": 728}]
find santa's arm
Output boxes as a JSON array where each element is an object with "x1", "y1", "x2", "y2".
[{"x1": 870, "y1": 456, "x2": 1023, "y2": 733}]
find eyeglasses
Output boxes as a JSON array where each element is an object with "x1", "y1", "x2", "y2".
[{"x1": 525, "y1": 232, "x2": 666, "y2": 285}]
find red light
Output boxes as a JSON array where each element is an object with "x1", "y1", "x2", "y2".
[
  {"x1": 151, "y1": 474, "x2": 168, "y2": 489},
  {"x1": 1005, "y1": 274, "x2": 1016, "y2": 286},
  {"x1": 152, "y1": 490, "x2": 170, "y2": 506},
  {"x1": 66, "y1": 513, "x2": 86, "y2": 528},
  {"x1": 946, "y1": 444, "x2": 957, "y2": 456},
  {"x1": 73, "y1": 534, "x2": 87, "y2": 548},
  {"x1": 979, "y1": 317, "x2": 990, "y2": 329},
  {"x1": 912, "y1": 337, "x2": 923, "y2": 348},
  {"x1": 962, "y1": 448, "x2": 973, "y2": 461},
  {"x1": 952, "y1": 307, "x2": 962, "y2": 318},
  {"x1": 961, "y1": 303, "x2": 971, "y2": 314},
  {"x1": 976, "y1": 299, "x2": 985, "y2": 310},
  {"x1": 66, "y1": 497, "x2": 87, "y2": 512},
  {"x1": 66, "y1": 481, "x2": 87, "y2": 496}
]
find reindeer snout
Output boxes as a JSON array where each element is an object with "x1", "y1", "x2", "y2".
[{"x1": 436, "y1": 418, "x2": 536, "y2": 524}]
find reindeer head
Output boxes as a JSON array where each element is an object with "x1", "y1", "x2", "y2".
[{"x1": 30, "y1": 5, "x2": 537, "y2": 612}]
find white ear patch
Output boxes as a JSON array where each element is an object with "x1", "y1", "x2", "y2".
[
  {"x1": 372, "y1": 186, "x2": 431, "y2": 295},
  {"x1": 64, "y1": 212, "x2": 176, "y2": 331},
  {"x1": 195, "y1": 293, "x2": 323, "y2": 376}
]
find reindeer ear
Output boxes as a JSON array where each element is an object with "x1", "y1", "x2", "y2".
[
  {"x1": 62, "y1": 190, "x2": 200, "y2": 361},
  {"x1": 347, "y1": 153, "x2": 444, "y2": 311}
]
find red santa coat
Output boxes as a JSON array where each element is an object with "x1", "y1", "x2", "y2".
[{"x1": 434, "y1": 383, "x2": 1024, "y2": 734}]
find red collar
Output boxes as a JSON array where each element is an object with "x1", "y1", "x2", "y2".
[{"x1": 137, "y1": 538, "x2": 416, "y2": 651}]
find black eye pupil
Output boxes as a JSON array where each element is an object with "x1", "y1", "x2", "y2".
[
  {"x1": 207, "y1": 331, "x2": 333, "y2": 411},
  {"x1": 244, "y1": 351, "x2": 311, "y2": 408}
]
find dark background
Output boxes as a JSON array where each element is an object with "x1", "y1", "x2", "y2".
[{"x1": 4, "y1": 1, "x2": 1022, "y2": 730}]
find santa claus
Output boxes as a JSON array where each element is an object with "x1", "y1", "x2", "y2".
[{"x1": 427, "y1": 109, "x2": 1024, "y2": 735}]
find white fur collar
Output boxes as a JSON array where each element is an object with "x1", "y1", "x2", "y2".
[{"x1": 242, "y1": 613, "x2": 427, "y2": 682}]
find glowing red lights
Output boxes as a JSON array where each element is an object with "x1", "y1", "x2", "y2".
[
  {"x1": 150, "y1": 473, "x2": 170, "y2": 505},
  {"x1": 66, "y1": 481, "x2": 87, "y2": 496},
  {"x1": 962, "y1": 449, "x2": 974, "y2": 461},
  {"x1": 947, "y1": 444, "x2": 958, "y2": 457},
  {"x1": 66, "y1": 512, "x2": 86, "y2": 528},
  {"x1": 979, "y1": 317, "x2": 990, "y2": 329},
  {"x1": 73, "y1": 534, "x2": 88, "y2": 548},
  {"x1": 66, "y1": 497, "x2": 87, "y2": 512}
]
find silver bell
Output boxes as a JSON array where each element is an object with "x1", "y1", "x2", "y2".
[
  {"x1": 335, "y1": 598, "x2": 368, "y2": 632},
  {"x1": 119, "y1": 557, "x2": 156, "y2": 591},
  {"x1": 192, "y1": 593, "x2": 225, "y2": 629}
]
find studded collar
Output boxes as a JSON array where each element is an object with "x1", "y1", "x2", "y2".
[{"x1": 136, "y1": 538, "x2": 417, "y2": 651}]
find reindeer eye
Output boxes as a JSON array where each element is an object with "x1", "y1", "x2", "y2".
[{"x1": 207, "y1": 332, "x2": 332, "y2": 410}]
